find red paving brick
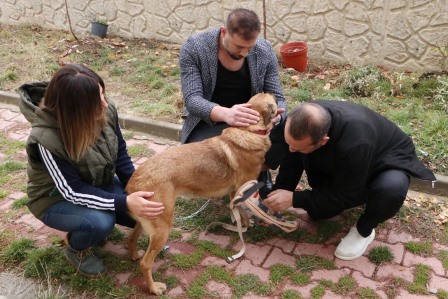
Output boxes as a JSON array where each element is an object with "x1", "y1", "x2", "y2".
[
  {"x1": 205, "y1": 280, "x2": 233, "y2": 298},
  {"x1": 198, "y1": 231, "x2": 231, "y2": 248},
  {"x1": 262, "y1": 247, "x2": 297, "y2": 268},
  {"x1": 376, "y1": 264, "x2": 415, "y2": 283},
  {"x1": 266, "y1": 237, "x2": 296, "y2": 253},
  {"x1": 334, "y1": 255, "x2": 376, "y2": 277},
  {"x1": 235, "y1": 259, "x2": 270, "y2": 282},
  {"x1": 429, "y1": 273, "x2": 448, "y2": 290},
  {"x1": 310, "y1": 268, "x2": 350, "y2": 282},
  {"x1": 237, "y1": 243, "x2": 272, "y2": 266},
  {"x1": 294, "y1": 243, "x2": 336, "y2": 260},
  {"x1": 1, "y1": 105, "x2": 448, "y2": 298},
  {"x1": 403, "y1": 252, "x2": 446, "y2": 276}
]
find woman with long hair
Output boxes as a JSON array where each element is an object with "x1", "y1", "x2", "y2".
[{"x1": 18, "y1": 64, "x2": 164, "y2": 276}]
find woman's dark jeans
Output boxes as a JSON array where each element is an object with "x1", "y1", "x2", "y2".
[{"x1": 42, "y1": 177, "x2": 135, "y2": 251}]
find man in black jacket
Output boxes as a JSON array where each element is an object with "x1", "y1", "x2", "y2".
[{"x1": 264, "y1": 100, "x2": 436, "y2": 260}]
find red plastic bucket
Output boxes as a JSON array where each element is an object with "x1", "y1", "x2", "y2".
[{"x1": 280, "y1": 42, "x2": 308, "y2": 72}]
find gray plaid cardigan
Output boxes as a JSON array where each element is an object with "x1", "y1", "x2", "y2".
[{"x1": 179, "y1": 28, "x2": 286, "y2": 143}]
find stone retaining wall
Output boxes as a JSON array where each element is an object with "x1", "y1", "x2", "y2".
[{"x1": 1, "y1": 0, "x2": 447, "y2": 71}]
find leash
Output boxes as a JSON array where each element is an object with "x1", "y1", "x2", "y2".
[
  {"x1": 206, "y1": 180, "x2": 299, "y2": 263},
  {"x1": 174, "y1": 199, "x2": 211, "y2": 223}
]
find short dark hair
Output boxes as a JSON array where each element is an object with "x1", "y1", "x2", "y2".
[
  {"x1": 287, "y1": 102, "x2": 331, "y2": 143},
  {"x1": 226, "y1": 8, "x2": 261, "y2": 40}
]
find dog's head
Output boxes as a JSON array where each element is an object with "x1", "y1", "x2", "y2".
[{"x1": 246, "y1": 93, "x2": 278, "y2": 133}]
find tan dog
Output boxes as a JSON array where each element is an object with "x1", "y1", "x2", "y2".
[{"x1": 125, "y1": 93, "x2": 278, "y2": 295}]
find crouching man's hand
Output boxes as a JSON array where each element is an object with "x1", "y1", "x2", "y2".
[{"x1": 263, "y1": 189, "x2": 293, "y2": 212}]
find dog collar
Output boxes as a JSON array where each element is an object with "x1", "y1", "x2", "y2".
[{"x1": 252, "y1": 129, "x2": 268, "y2": 135}]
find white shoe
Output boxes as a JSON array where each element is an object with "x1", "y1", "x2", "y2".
[{"x1": 334, "y1": 227, "x2": 375, "y2": 261}]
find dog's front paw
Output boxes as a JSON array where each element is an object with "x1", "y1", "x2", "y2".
[{"x1": 150, "y1": 282, "x2": 167, "y2": 295}]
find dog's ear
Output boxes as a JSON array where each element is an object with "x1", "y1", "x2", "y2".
[{"x1": 262, "y1": 103, "x2": 276, "y2": 126}]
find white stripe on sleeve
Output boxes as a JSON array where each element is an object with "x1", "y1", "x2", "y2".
[{"x1": 38, "y1": 144, "x2": 115, "y2": 210}]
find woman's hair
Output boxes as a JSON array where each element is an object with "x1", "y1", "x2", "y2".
[
  {"x1": 287, "y1": 102, "x2": 332, "y2": 144},
  {"x1": 226, "y1": 8, "x2": 261, "y2": 40},
  {"x1": 41, "y1": 64, "x2": 106, "y2": 161}
]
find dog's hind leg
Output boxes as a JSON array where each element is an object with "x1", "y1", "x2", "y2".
[{"x1": 128, "y1": 221, "x2": 143, "y2": 260}]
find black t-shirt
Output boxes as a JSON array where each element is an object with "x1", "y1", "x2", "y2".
[{"x1": 211, "y1": 59, "x2": 251, "y2": 108}]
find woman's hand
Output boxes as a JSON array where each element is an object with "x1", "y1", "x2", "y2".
[
  {"x1": 126, "y1": 191, "x2": 165, "y2": 219},
  {"x1": 263, "y1": 189, "x2": 293, "y2": 212}
]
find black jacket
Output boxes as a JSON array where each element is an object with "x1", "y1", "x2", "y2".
[{"x1": 273, "y1": 100, "x2": 437, "y2": 210}]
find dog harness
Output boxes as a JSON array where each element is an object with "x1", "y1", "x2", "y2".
[{"x1": 206, "y1": 180, "x2": 299, "y2": 263}]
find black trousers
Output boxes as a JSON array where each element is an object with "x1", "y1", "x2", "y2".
[
  {"x1": 186, "y1": 120, "x2": 288, "y2": 170},
  {"x1": 307, "y1": 169, "x2": 410, "y2": 237}
]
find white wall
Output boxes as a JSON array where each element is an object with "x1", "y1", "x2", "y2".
[{"x1": 1, "y1": 0, "x2": 447, "y2": 71}]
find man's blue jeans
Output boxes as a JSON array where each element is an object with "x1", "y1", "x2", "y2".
[{"x1": 42, "y1": 178, "x2": 135, "y2": 251}]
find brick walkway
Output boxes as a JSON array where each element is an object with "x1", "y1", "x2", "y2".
[{"x1": 1, "y1": 105, "x2": 447, "y2": 299}]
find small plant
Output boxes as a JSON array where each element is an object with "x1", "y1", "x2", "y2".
[
  {"x1": 195, "y1": 240, "x2": 234, "y2": 260},
  {"x1": 310, "y1": 284, "x2": 325, "y2": 299},
  {"x1": 12, "y1": 195, "x2": 28, "y2": 209},
  {"x1": 433, "y1": 77, "x2": 448, "y2": 112},
  {"x1": 172, "y1": 250, "x2": 204, "y2": 269},
  {"x1": 405, "y1": 241, "x2": 433, "y2": 256},
  {"x1": 1, "y1": 238, "x2": 35, "y2": 263},
  {"x1": 290, "y1": 273, "x2": 310, "y2": 286},
  {"x1": 434, "y1": 44, "x2": 448, "y2": 70},
  {"x1": 357, "y1": 287, "x2": 380, "y2": 298},
  {"x1": 270, "y1": 264, "x2": 296, "y2": 284},
  {"x1": 93, "y1": 19, "x2": 108, "y2": 25},
  {"x1": 126, "y1": 144, "x2": 154, "y2": 157},
  {"x1": 343, "y1": 66, "x2": 388, "y2": 98},
  {"x1": 282, "y1": 289, "x2": 302, "y2": 299},
  {"x1": 0, "y1": 190, "x2": 8, "y2": 199},
  {"x1": 296, "y1": 255, "x2": 336, "y2": 272},
  {"x1": 368, "y1": 246, "x2": 394, "y2": 265},
  {"x1": 332, "y1": 275, "x2": 357, "y2": 295},
  {"x1": 438, "y1": 289, "x2": 448, "y2": 299},
  {"x1": 407, "y1": 263, "x2": 431, "y2": 294},
  {"x1": 439, "y1": 250, "x2": 448, "y2": 270}
]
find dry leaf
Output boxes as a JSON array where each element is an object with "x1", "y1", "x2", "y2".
[{"x1": 60, "y1": 48, "x2": 72, "y2": 58}]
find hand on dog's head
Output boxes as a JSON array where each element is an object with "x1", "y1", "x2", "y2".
[{"x1": 247, "y1": 93, "x2": 278, "y2": 129}]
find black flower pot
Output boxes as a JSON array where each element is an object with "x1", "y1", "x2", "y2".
[{"x1": 91, "y1": 22, "x2": 108, "y2": 38}]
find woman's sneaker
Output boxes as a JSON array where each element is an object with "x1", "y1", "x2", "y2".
[{"x1": 65, "y1": 246, "x2": 105, "y2": 277}]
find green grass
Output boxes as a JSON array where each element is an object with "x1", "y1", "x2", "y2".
[
  {"x1": 126, "y1": 144, "x2": 154, "y2": 157},
  {"x1": 296, "y1": 255, "x2": 336, "y2": 272},
  {"x1": 405, "y1": 241, "x2": 433, "y2": 256},
  {"x1": 332, "y1": 275, "x2": 357, "y2": 295},
  {"x1": 0, "y1": 160, "x2": 27, "y2": 175},
  {"x1": 0, "y1": 190, "x2": 8, "y2": 200},
  {"x1": 408, "y1": 263, "x2": 431, "y2": 294},
  {"x1": 357, "y1": 287, "x2": 380, "y2": 298},
  {"x1": 310, "y1": 284, "x2": 325, "y2": 299},
  {"x1": 172, "y1": 249, "x2": 204, "y2": 269},
  {"x1": 12, "y1": 195, "x2": 28, "y2": 209},
  {"x1": 368, "y1": 246, "x2": 394, "y2": 265},
  {"x1": 1, "y1": 238, "x2": 36, "y2": 263},
  {"x1": 1, "y1": 24, "x2": 447, "y2": 174},
  {"x1": 282, "y1": 290, "x2": 302, "y2": 299},
  {"x1": 14, "y1": 245, "x2": 137, "y2": 298},
  {"x1": 439, "y1": 250, "x2": 448, "y2": 270},
  {"x1": 438, "y1": 289, "x2": 448, "y2": 299},
  {"x1": 270, "y1": 264, "x2": 296, "y2": 284},
  {"x1": 195, "y1": 240, "x2": 235, "y2": 260}
]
